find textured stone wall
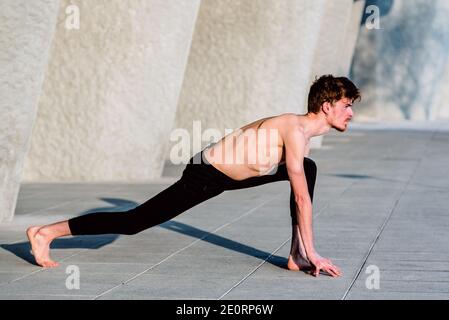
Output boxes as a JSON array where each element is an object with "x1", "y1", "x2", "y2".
[
  {"x1": 22, "y1": 0, "x2": 200, "y2": 182},
  {"x1": 340, "y1": 0, "x2": 367, "y2": 76},
  {"x1": 0, "y1": 0, "x2": 60, "y2": 222},
  {"x1": 307, "y1": 0, "x2": 364, "y2": 147}
]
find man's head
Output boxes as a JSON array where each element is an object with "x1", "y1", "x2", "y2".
[{"x1": 307, "y1": 75, "x2": 361, "y2": 132}]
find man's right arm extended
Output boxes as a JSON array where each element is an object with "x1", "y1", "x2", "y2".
[{"x1": 283, "y1": 125, "x2": 342, "y2": 277}]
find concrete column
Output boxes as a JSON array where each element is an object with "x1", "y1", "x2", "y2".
[
  {"x1": 0, "y1": 0, "x2": 60, "y2": 223},
  {"x1": 308, "y1": 0, "x2": 364, "y2": 148},
  {"x1": 310, "y1": 0, "x2": 358, "y2": 78},
  {"x1": 22, "y1": 0, "x2": 201, "y2": 182},
  {"x1": 340, "y1": 0, "x2": 366, "y2": 76},
  {"x1": 171, "y1": 0, "x2": 329, "y2": 159}
]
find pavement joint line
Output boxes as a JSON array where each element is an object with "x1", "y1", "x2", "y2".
[
  {"x1": 217, "y1": 238, "x2": 290, "y2": 300},
  {"x1": 92, "y1": 193, "x2": 283, "y2": 300},
  {"x1": 341, "y1": 127, "x2": 439, "y2": 300},
  {"x1": 0, "y1": 238, "x2": 116, "y2": 288},
  {"x1": 340, "y1": 193, "x2": 405, "y2": 300},
  {"x1": 20, "y1": 197, "x2": 87, "y2": 217},
  {"x1": 217, "y1": 180, "x2": 356, "y2": 299}
]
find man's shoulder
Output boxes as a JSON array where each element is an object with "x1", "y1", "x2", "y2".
[
  {"x1": 271, "y1": 114, "x2": 307, "y2": 154},
  {"x1": 275, "y1": 113, "x2": 305, "y2": 135}
]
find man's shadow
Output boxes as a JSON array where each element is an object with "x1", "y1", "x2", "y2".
[
  {"x1": 160, "y1": 220, "x2": 290, "y2": 270},
  {"x1": 1, "y1": 198, "x2": 292, "y2": 271}
]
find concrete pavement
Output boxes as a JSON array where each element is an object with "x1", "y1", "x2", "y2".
[{"x1": 1, "y1": 122, "x2": 449, "y2": 300}]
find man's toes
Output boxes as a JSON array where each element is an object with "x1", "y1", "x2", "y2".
[
  {"x1": 39, "y1": 260, "x2": 55, "y2": 268},
  {"x1": 50, "y1": 261, "x2": 59, "y2": 268}
]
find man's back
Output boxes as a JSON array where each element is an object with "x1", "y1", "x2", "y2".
[{"x1": 203, "y1": 113, "x2": 306, "y2": 180}]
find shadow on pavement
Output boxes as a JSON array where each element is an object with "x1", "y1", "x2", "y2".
[
  {"x1": 0, "y1": 234, "x2": 120, "y2": 266},
  {"x1": 161, "y1": 220, "x2": 293, "y2": 271}
]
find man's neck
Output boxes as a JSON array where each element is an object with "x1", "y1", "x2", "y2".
[{"x1": 296, "y1": 112, "x2": 331, "y2": 140}]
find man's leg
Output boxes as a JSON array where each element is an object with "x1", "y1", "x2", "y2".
[
  {"x1": 68, "y1": 179, "x2": 223, "y2": 236},
  {"x1": 27, "y1": 159, "x2": 227, "y2": 267}
]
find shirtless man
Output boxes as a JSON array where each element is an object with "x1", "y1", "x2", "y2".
[{"x1": 27, "y1": 75, "x2": 360, "y2": 278}]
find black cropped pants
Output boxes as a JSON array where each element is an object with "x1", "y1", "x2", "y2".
[{"x1": 68, "y1": 150, "x2": 317, "y2": 235}]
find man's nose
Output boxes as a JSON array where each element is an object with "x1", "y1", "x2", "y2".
[{"x1": 348, "y1": 107, "x2": 354, "y2": 118}]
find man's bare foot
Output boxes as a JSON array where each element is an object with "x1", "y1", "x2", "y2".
[
  {"x1": 26, "y1": 226, "x2": 59, "y2": 268},
  {"x1": 287, "y1": 253, "x2": 312, "y2": 271}
]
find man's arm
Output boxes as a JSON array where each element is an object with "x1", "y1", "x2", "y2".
[
  {"x1": 283, "y1": 127, "x2": 316, "y2": 258},
  {"x1": 283, "y1": 126, "x2": 342, "y2": 277}
]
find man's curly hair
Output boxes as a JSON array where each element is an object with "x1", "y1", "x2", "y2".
[{"x1": 307, "y1": 75, "x2": 361, "y2": 114}]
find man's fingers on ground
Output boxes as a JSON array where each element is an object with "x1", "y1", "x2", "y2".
[
  {"x1": 328, "y1": 264, "x2": 339, "y2": 273},
  {"x1": 330, "y1": 265, "x2": 341, "y2": 274},
  {"x1": 334, "y1": 266, "x2": 342, "y2": 275},
  {"x1": 327, "y1": 263, "x2": 341, "y2": 275},
  {"x1": 324, "y1": 267, "x2": 337, "y2": 277},
  {"x1": 324, "y1": 264, "x2": 341, "y2": 277},
  {"x1": 330, "y1": 267, "x2": 340, "y2": 277}
]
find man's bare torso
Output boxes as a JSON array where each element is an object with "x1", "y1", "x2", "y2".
[{"x1": 203, "y1": 113, "x2": 309, "y2": 180}]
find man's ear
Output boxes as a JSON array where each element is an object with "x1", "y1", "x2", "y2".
[{"x1": 321, "y1": 101, "x2": 332, "y2": 116}]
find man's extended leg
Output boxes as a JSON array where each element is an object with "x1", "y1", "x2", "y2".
[
  {"x1": 27, "y1": 157, "x2": 229, "y2": 267},
  {"x1": 68, "y1": 178, "x2": 223, "y2": 236}
]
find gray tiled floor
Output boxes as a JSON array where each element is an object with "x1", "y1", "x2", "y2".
[{"x1": 1, "y1": 122, "x2": 449, "y2": 300}]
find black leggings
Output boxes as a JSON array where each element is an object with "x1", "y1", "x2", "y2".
[{"x1": 68, "y1": 150, "x2": 317, "y2": 235}]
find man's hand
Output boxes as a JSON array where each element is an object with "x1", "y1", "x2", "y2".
[{"x1": 308, "y1": 253, "x2": 342, "y2": 278}]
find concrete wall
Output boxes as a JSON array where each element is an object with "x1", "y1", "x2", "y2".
[
  {"x1": 340, "y1": 0, "x2": 367, "y2": 76},
  {"x1": 22, "y1": 0, "x2": 201, "y2": 182},
  {"x1": 351, "y1": 0, "x2": 449, "y2": 121},
  {"x1": 307, "y1": 0, "x2": 365, "y2": 147},
  {"x1": 310, "y1": 0, "x2": 357, "y2": 78},
  {"x1": 0, "y1": 0, "x2": 60, "y2": 222}
]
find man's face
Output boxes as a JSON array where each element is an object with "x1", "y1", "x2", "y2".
[{"x1": 328, "y1": 97, "x2": 354, "y2": 132}]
